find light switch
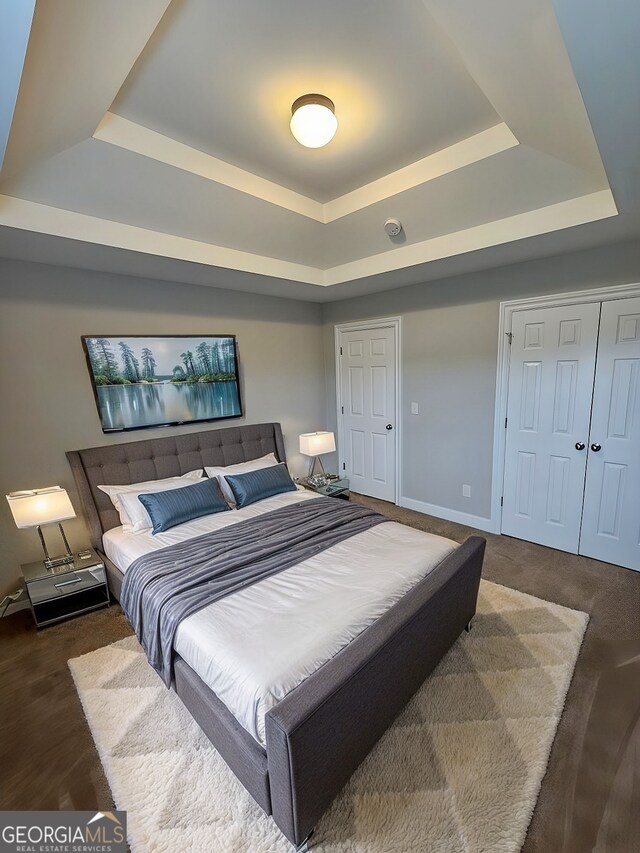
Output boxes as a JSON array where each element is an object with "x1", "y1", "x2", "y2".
[{"x1": 410, "y1": 401, "x2": 419, "y2": 415}]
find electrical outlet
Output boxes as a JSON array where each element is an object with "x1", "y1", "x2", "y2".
[
  {"x1": 0, "y1": 587, "x2": 27, "y2": 618},
  {"x1": 462, "y1": 484, "x2": 471, "y2": 498},
  {"x1": 410, "y1": 401, "x2": 419, "y2": 415}
]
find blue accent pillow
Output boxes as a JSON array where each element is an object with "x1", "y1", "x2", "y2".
[
  {"x1": 224, "y1": 463, "x2": 297, "y2": 509},
  {"x1": 138, "y1": 477, "x2": 230, "y2": 534}
]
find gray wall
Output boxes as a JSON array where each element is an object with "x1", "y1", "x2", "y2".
[
  {"x1": 0, "y1": 259, "x2": 325, "y2": 595},
  {"x1": 322, "y1": 239, "x2": 640, "y2": 521},
  {"x1": 3, "y1": 238, "x2": 640, "y2": 598}
]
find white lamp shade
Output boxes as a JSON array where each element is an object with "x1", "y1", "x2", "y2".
[
  {"x1": 6, "y1": 487, "x2": 76, "y2": 529},
  {"x1": 299, "y1": 431, "x2": 336, "y2": 457}
]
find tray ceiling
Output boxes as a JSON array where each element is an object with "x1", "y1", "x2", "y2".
[
  {"x1": 111, "y1": 0, "x2": 500, "y2": 201},
  {"x1": 0, "y1": 0, "x2": 635, "y2": 302}
]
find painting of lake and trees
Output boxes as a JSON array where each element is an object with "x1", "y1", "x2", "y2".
[{"x1": 82, "y1": 335, "x2": 242, "y2": 432}]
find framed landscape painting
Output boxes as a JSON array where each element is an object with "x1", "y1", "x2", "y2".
[{"x1": 82, "y1": 335, "x2": 243, "y2": 432}]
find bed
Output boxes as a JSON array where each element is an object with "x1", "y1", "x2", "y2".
[{"x1": 67, "y1": 422, "x2": 485, "y2": 850}]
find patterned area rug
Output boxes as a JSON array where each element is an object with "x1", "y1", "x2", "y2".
[{"x1": 69, "y1": 580, "x2": 587, "y2": 853}]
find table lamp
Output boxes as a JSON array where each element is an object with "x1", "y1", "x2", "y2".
[
  {"x1": 299, "y1": 431, "x2": 336, "y2": 484},
  {"x1": 6, "y1": 486, "x2": 76, "y2": 569}
]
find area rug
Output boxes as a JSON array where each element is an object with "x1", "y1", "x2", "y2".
[{"x1": 69, "y1": 580, "x2": 588, "y2": 853}]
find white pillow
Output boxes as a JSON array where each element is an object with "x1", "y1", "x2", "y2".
[
  {"x1": 205, "y1": 453, "x2": 279, "y2": 506},
  {"x1": 98, "y1": 471, "x2": 204, "y2": 532}
]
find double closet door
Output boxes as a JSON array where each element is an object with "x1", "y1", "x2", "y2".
[{"x1": 502, "y1": 296, "x2": 640, "y2": 571}]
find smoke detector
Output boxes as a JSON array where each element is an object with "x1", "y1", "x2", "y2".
[{"x1": 384, "y1": 218, "x2": 403, "y2": 237}]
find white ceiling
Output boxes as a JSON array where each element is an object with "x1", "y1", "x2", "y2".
[
  {"x1": 111, "y1": 0, "x2": 499, "y2": 201},
  {"x1": 0, "y1": 0, "x2": 637, "y2": 302}
]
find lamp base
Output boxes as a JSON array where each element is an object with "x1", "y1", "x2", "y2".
[
  {"x1": 37, "y1": 523, "x2": 74, "y2": 571},
  {"x1": 44, "y1": 554, "x2": 75, "y2": 570},
  {"x1": 307, "y1": 455, "x2": 328, "y2": 485}
]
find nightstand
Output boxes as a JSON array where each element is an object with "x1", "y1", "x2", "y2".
[
  {"x1": 21, "y1": 548, "x2": 110, "y2": 628},
  {"x1": 300, "y1": 476, "x2": 350, "y2": 500}
]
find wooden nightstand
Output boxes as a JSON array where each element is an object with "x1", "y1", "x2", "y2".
[
  {"x1": 299, "y1": 476, "x2": 350, "y2": 500},
  {"x1": 21, "y1": 548, "x2": 110, "y2": 628}
]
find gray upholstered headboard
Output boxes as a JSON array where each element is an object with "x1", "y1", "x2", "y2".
[{"x1": 66, "y1": 422, "x2": 286, "y2": 549}]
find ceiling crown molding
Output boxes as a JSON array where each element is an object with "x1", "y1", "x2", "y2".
[
  {"x1": 0, "y1": 189, "x2": 616, "y2": 289},
  {"x1": 93, "y1": 112, "x2": 324, "y2": 221},
  {"x1": 94, "y1": 112, "x2": 519, "y2": 223}
]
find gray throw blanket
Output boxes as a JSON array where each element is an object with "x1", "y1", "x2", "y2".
[{"x1": 120, "y1": 498, "x2": 387, "y2": 686}]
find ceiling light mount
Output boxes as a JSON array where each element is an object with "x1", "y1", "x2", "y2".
[
  {"x1": 291, "y1": 93, "x2": 335, "y2": 114},
  {"x1": 290, "y1": 94, "x2": 337, "y2": 149}
]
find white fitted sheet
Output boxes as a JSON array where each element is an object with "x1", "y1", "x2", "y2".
[{"x1": 103, "y1": 488, "x2": 457, "y2": 745}]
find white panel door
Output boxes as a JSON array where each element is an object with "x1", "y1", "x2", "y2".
[
  {"x1": 339, "y1": 326, "x2": 396, "y2": 501},
  {"x1": 502, "y1": 302, "x2": 600, "y2": 552},
  {"x1": 579, "y1": 297, "x2": 640, "y2": 570}
]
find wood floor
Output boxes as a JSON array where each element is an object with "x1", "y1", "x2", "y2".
[{"x1": 1, "y1": 496, "x2": 638, "y2": 852}]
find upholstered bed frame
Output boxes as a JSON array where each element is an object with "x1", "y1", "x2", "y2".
[{"x1": 67, "y1": 422, "x2": 485, "y2": 850}]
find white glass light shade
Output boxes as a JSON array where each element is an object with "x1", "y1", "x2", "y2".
[
  {"x1": 290, "y1": 95, "x2": 337, "y2": 148},
  {"x1": 6, "y1": 487, "x2": 76, "y2": 528},
  {"x1": 299, "y1": 431, "x2": 336, "y2": 457}
]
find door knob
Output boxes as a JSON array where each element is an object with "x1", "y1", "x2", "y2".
[
  {"x1": 590, "y1": 443, "x2": 602, "y2": 452},
  {"x1": 385, "y1": 424, "x2": 393, "y2": 430},
  {"x1": 575, "y1": 442, "x2": 585, "y2": 450}
]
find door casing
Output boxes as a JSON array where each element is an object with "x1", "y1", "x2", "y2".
[
  {"x1": 335, "y1": 317, "x2": 402, "y2": 505},
  {"x1": 493, "y1": 283, "x2": 640, "y2": 535}
]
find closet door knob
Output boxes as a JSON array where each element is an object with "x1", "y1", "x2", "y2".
[
  {"x1": 575, "y1": 442, "x2": 585, "y2": 451},
  {"x1": 385, "y1": 424, "x2": 393, "y2": 431},
  {"x1": 590, "y1": 443, "x2": 602, "y2": 452}
]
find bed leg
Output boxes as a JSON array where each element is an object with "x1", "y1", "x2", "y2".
[
  {"x1": 464, "y1": 619, "x2": 473, "y2": 632},
  {"x1": 295, "y1": 830, "x2": 314, "y2": 852}
]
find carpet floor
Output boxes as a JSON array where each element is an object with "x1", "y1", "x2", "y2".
[
  {"x1": 69, "y1": 580, "x2": 587, "y2": 853},
  {"x1": 3, "y1": 495, "x2": 638, "y2": 850}
]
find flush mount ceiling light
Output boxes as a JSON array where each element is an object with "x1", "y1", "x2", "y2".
[{"x1": 290, "y1": 94, "x2": 337, "y2": 148}]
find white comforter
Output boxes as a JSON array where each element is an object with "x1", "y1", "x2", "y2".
[{"x1": 103, "y1": 487, "x2": 457, "y2": 745}]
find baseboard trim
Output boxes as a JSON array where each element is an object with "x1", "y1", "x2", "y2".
[{"x1": 399, "y1": 497, "x2": 497, "y2": 534}]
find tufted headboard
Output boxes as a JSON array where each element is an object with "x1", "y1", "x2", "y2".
[{"x1": 66, "y1": 422, "x2": 286, "y2": 549}]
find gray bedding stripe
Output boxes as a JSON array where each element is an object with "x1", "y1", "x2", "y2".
[{"x1": 120, "y1": 499, "x2": 387, "y2": 686}]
